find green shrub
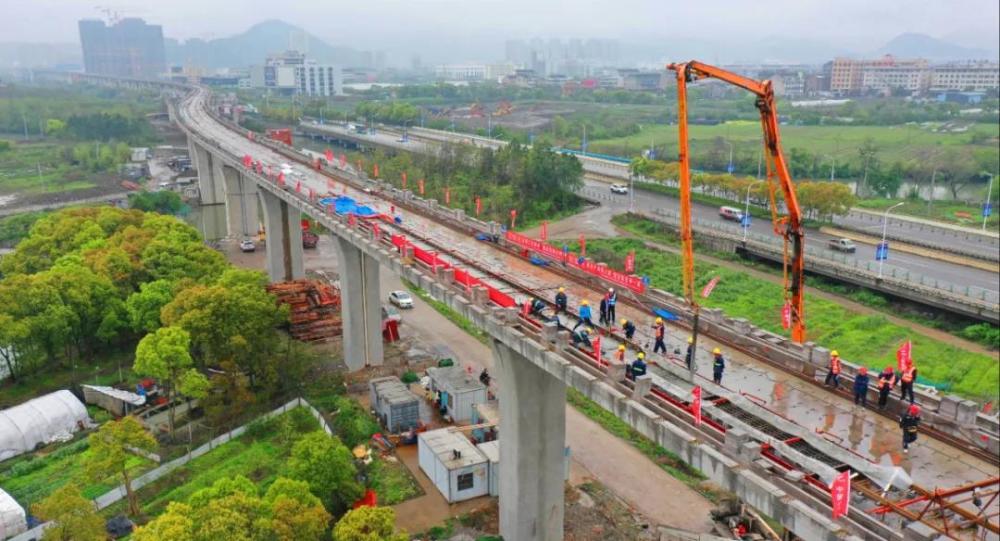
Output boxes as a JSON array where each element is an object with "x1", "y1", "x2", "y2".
[
  {"x1": 400, "y1": 371, "x2": 419, "y2": 384},
  {"x1": 962, "y1": 323, "x2": 1000, "y2": 350},
  {"x1": 332, "y1": 396, "x2": 380, "y2": 447}
]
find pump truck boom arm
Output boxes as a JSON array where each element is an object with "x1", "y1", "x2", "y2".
[{"x1": 667, "y1": 61, "x2": 806, "y2": 342}]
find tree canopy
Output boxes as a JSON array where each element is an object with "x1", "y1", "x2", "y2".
[
  {"x1": 83, "y1": 416, "x2": 157, "y2": 516},
  {"x1": 30, "y1": 485, "x2": 106, "y2": 541},
  {"x1": 287, "y1": 431, "x2": 363, "y2": 514},
  {"x1": 333, "y1": 507, "x2": 408, "y2": 541}
]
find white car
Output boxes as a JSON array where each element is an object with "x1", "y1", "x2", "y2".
[
  {"x1": 610, "y1": 184, "x2": 628, "y2": 194},
  {"x1": 388, "y1": 290, "x2": 414, "y2": 309},
  {"x1": 239, "y1": 238, "x2": 256, "y2": 252}
]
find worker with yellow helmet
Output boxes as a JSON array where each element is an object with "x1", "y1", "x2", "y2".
[
  {"x1": 685, "y1": 336, "x2": 695, "y2": 370},
  {"x1": 712, "y1": 347, "x2": 726, "y2": 385},
  {"x1": 555, "y1": 286, "x2": 568, "y2": 313},
  {"x1": 631, "y1": 351, "x2": 648, "y2": 379},
  {"x1": 573, "y1": 299, "x2": 593, "y2": 331},
  {"x1": 824, "y1": 350, "x2": 842, "y2": 390},
  {"x1": 620, "y1": 318, "x2": 636, "y2": 340},
  {"x1": 652, "y1": 316, "x2": 667, "y2": 354},
  {"x1": 614, "y1": 343, "x2": 626, "y2": 364}
]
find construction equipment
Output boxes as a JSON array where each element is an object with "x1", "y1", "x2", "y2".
[
  {"x1": 667, "y1": 61, "x2": 806, "y2": 343},
  {"x1": 494, "y1": 100, "x2": 514, "y2": 116},
  {"x1": 469, "y1": 102, "x2": 485, "y2": 118}
]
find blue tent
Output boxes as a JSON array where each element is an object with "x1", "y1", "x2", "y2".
[
  {"x1": 652, "y1": 307, "x2": 680, "y2": 321},
  {"x1": 318, "y1": 196, "x2": 379, "y2": 217}
]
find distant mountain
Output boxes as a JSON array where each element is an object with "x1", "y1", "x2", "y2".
[
  {"x1": 166, "y1": 20, "x2": 365, "y2": 69},
  {"x1": 872, "y1": 33, "x2": 996, "y2": 62}
]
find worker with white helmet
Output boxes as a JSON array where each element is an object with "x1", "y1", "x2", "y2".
[
  {"x1": 606, "y1": 287, "x2": 618, "y2": 321},
  {"x1": 652, "y1": 317, "x2": 666, "y2": 354}
]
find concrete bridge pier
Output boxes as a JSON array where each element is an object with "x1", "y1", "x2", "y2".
[
  {"x1": 491, "y1": 340, "x2": 566, "y2": 541},
  {"x1": 334, "y1": 237, "x2": 384, "y2": 370},
  {"x1": 258, "y1": 190, "x2": 304, "y2": 283},
  {"x1": 218, "y1": 164, "x2": 259, "y2": 238},
  {"x1": 188, "y1": 141, "x2": 225, "y2": 205}
]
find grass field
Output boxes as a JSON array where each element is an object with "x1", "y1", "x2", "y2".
[
  {"x1": 0, "y1": 437, "x2": 153, "y2": 510},
  {"x1": 855, "y1": 198, "x2": 999, "y2": 229},
  {"x1": 0, "y1": 141, "x2": 100, "y2": 195},
  {"x1": 579, "y1": 227, "x2": 998, "y2": 401},
  {"x1": 588, "y1": 121, "x2": 1000, "y2": 169}
]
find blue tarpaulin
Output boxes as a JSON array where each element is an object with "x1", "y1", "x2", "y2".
[
  {"x1": 318, "y1": 196, "x2": 378, "y2": 217},
  {"x1": 652, "y1": 307, "x2": 680, "y2": 321}
]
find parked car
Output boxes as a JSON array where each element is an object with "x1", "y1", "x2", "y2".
[
  {"x1": 239, "y1": 238, "x2": 256, "y2": 252},
  {"x1": 828, "y1": 238, "x2": 857, "y2": 253},
  {"x1": 719, "y1": 206, "x2": 745, "y2": 222},
  {"x1": 610, "y1": 184, "x2": 628, "y2": 194},
  {"x1": 388, "y1": 290, "x2": 414, "y2": 308}
]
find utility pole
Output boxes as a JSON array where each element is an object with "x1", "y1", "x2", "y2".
[
  {"x1": 984, "y1": 174, "x2": 995, "y2": 232},
  {"x1": 582, "y1": 124, "x2": 587, "y2": 154},
  {"x1": 21, "y1": 114, "x2": 28, "y2": 140},
  {"x1": 927, "y1": 168, "x2": 938, "y2": 210},
  {"x1": 829, "y1": 155, "x2": 836, "y2": 182}
]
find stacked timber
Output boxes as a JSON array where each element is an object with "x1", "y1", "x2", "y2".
[{"x1": 267, "y1": 279, "x2": 342, "y2": 341}]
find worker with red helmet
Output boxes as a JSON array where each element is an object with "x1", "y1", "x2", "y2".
[
  {"x1": 824, "y1": 350, "x2": 842, "y2": 389},
  {"x1": 898, "y1": 365, "x2": 917, "y2": 403},
  {"x1": 877, "y1": 367, "x2": 895, "y2": 409},
  {"x1": 853, "y1": 367, "x2": 870, "y2": 407},
  {"x1": 899, "y1": 404, "x2": 921, "y2": 453}
]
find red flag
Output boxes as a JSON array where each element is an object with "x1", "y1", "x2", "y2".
[
  {"x1": 325, "y1": 149, "x2": 334, "y2": 162},
  {"x1": 701, "y1": 276, "x2": 721, "y2": 298},
  {"x1": 418, "y1": 179, "x2": 425, "y2": 195},
  {"x1": 277, "y1": 172, "x2": 285, "y2": 186},
  {"x1": 314, "y1": 158, "x2": 321, "y2": 170},
  {"x1": 340, "y1": 154, "x2": 347, "y2": 168},
  {"x1": 625, "y1": 250, "x2": 635, "y2": 273},
  {"x1": 295, "y1": 181, "x2": 301, "y2": 193},
  {"x1": 781, "y1": 302, "x2": 791, "y2": 330},
  {"x1": 522, "y1": 300, "x2": 530, "y2": 317},
  {"x1": 830, "y1": 470, "x2": 851, "y2": 520},
  {"x1": 510, "y1": 209, "x2": 517, "y2": 229},
  {"x1": 308, "y1": 188, "x2": 315, "y2": 200},
  {"x1": 348, "y1": 214, "x2": 357, "y2": 226},
  {"x1": 475, "y1": 196, "x2": 482, "y2": 216},
  {"x1": 593, "y1": 334, "x2": 602, "y2": 364},
  {"x1": 579, "y1": 234, "x2": 586, "y2": 257},
  {"x1": 692, "y1": 386, "x2": 702, "y2": 427},
  {"x1": 540, "y1": 221, "x2": 548, "y2": 241},
  {"x1": 373, "y1": 164, "x2": 380, "y2": 178},
  {"x1": 445, "y1": 187, "x2": 451, "y2": 205},
  {"x1": 372, "y1": 222, "x2": 381, "y2": 239},
  {"x1": 896, "y1": 340, "x2": 912, "y2": 372},
  {"x1": 401, "y1": 172, "x2": 408, "y2": 189},
  {"x1": 242, "y1": 154, "x2": 252, "y2": 167}
]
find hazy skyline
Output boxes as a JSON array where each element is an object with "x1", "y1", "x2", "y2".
[{"x1": 3, "y1": 0, "x2": 998, "y2": 63}]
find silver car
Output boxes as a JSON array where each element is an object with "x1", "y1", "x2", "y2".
[{"x1": 388, "y1": 290, "x2": 414, "y2": 309}]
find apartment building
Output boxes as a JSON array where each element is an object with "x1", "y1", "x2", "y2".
[
  {"x1": 829, "y1": 55, "x2": 998, "y2": 94},
  {"x1": 929, "y1": 61, "x2": 1000, "y2": 92}
]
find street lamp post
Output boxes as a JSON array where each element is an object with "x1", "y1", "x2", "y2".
[
  {"x1": 725, "y1": 140, "x2": 734, "y2": 174},
  {"x1": 878, "y1": 202, "x2": 905, "y2": 279},
  {"x1": 984, "y1": 174, "x2": 995, "y2": 232},
  {"x1": 743, "y1": 180, "x2": 765, "y2": 242}
]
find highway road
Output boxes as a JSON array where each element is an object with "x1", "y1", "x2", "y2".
[{"x1": 585, "y1": 179, "x2": 1000, "y2": 295}]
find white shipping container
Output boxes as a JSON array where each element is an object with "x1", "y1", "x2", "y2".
[{"x1": 418, "y1": 428, "x2": 489, "y2": 503}]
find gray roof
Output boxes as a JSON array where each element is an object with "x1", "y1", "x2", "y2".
[
  {"x1": 419, "y1": 428, "x2": 487, "y2": 470},
  {"x1": 371, "y1": 377, "x2": 419, "y2": 406},
  {"x1": 427, "y1": 366, "x2": 486, "y2": 394},
  {"x1": 477, "y1": 440, "x2": 500, "y2": 463}
]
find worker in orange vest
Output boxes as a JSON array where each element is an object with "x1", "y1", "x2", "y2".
[
  {"x1": 824, "y1": 350, "x2": 842, "y2": 389},
  {"x1": 652, "y1": 317, "x2": 666, "y2": 354},
  {"x1": 898, "y1": 366, "x2": 917, "y2": 403},
  {"x1": 877, "y1": 367, "x2": 895, "y2": 410},
  {"x1": 614, "y1": 344, "x2": 626, "y2": 364}
]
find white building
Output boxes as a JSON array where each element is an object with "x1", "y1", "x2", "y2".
[
  {"x1": 296, "y1": 64, "x2": 343, "y2": 96},
  {"x1": 250, "y1": 50, "x2": 342, "y2": 96},
  {"x1": 434, "y1": 64, "x2": 487, "y2": 81},
  {"x1": 418, "y1": 428, "x2": 490, "y2": 503},
  {"x1": 426, "y1": 366, "x2": 488, "y2": 423},
  {"x1": 930, "y1": 61, "x2": 1000, "y2": 92}
]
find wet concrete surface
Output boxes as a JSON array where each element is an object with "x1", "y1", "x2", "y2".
[{"x1": 185, "y1": 97, "x2": 994, "y2": 496}]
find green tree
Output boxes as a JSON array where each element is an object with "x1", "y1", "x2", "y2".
[
  {"x1": 333, "y1": 507, "x2": 408, "y2": 541},
  {"x1": 30, "y1": 484, "x2": 106, "y2": 541},
  {"x1": 126, "y1": 279, "x2": 176, "y2": 333},
  {"x1": 287, "y1": 431, "x2": 363, "y2": 513},
  {"x1": 134, "y1": 326, "x2": 208, "y2": 433},
  {"x1": 83, "y1": 416, "x2": 157, "y2": 516},
  {"x1": 263, "y1": 477, "x2": 331, "y2": 540},
  {"x1": 44, "y1": 118, "x2": 66, "y2": 137}
]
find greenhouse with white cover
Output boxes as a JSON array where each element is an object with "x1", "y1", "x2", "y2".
[
  {"x1": 0, "y1": 489, "x2": 26, "y2": 539},
  {"x1": 0, "y1": 390, "x2": 90, "y2": 462}
]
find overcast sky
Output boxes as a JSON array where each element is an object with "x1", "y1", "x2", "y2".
[{"x1": 3, "y1": 0, "x2": 998, "y2": 56}]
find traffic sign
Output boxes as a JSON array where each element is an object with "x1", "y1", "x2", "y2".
[
  {"x1": 875, "y1": 241, "x2": 889, "y2": 261},
  {"x1": 983, "y1": 202, "x2": 993, "y2": 218},
  {"x1": 727, "y1": 163, "x2": 735, "y2": 174},
  {"x1": 740, "y1": 214, "x2": 751, "y2": 229}
]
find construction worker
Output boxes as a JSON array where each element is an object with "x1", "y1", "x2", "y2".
[
  {"x1": 614, "y1": 344, "x2": 627, "y2": 364},
  {"x1": 712, "y1": 348, "x2": 725, "y2": 385},
  {"x1": 898, "y1": 366, "x2": 917, "y2": 403},
  {"x1": 621, "y1": 319, "x2": 636, "y2": 340},
  {"x1": 607, "y1": 288, "x2": 618, "y2": 321},
  {"x1": 685, "y1": 336, "x2": 695, "y2": 370},
  {"x1": 573, "y1": 300, "x2": 592, "y2": 331},
  {"x1": 631, "y1": 352, "x2": 647, "y2": 379},
  {"x1": 853, "y1": 367, "x2": 870, "y2": 407},
  {"x1": 555, "y1": 287, "x2": 568, "y2": 313},
  {"x1": 572, "y1": 327, "x2": 591, "y2": 348},
  {"x1": 899, "y1": 404, "x2": 921, "y2": 453},
  {"x1": 824, "y1": 350, "x2": 842, "y2": 389},
  {"x1": 652, "y1": 317, "x2": 666, "y2": 354},
  {"x1": 877, "y1": 367, "x2": 895, "y2": 409},
  {"x1": 599, "y1": 295, "x2": 609, "y2": 326},
  {"x1": 529, "y1": 297, "x2": 546, "y2": 317}
]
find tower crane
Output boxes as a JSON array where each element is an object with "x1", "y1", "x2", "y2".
[{"x1": 666, "y1": 61, "x2": 807, "y2": 345}]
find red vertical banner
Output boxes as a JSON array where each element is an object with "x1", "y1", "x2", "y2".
[
  {"x1": 401, "y1": 172, "x2": 408, "y2": 189},
  {"x1": 579, "y1": 234, "x2": 586, "y2": 257},
  {"x1": 340, "y1": 154, "x2": 347, "y2": 168},
  {"x1": 277, "y1": 172, "x2": 285, "y2": 186},
  {"x1": 475, "y1": 196, "x2": 482, "y2": 216},
  {"x1": 373, "y1": 163, "x2": 380, "y2": 178},
  {"x1": 295, "y1": 181, "x2": 301, "y2": 193},
  {"x1": 348, "y1": 214, "x2": 357, "y2": 227},
  {"x1": 691, "y1": 386, "x2": 702, "y2": 427},
  {"x1": 593, "y1": 334, "x2": 602, "y2": 364},
  {"x1": 522, "y1": 300, "x2": 530, "y2": 317},
  {"x1": 830, "y1": 470, "x2": 851, "y2": 520},
  {"x1": 325, "y1": 148, "x2": 334, "y2": 162},
  {"x1": 624, "y1": 250, "x2": 635, "y2": 273},
  {"x1": 781, "y1": 302, "x2": 791, "y2": 330},
  {"x1": 701, "y1": 276, "x2": 721, "y2": 298},
  {"x1": 418, "y1": 179, "x2": 425, "y2": 195},
  {"x1": 896, "y1": 340, "x2": 912, "y2": 372},
  {"x1": 314, "y1": 158, "x2": 321, "y2": 170},
  {"x1": 540, "y1": 221, "x2": 548, "y2": 241},
  {"x1": 308, "y1": 188, "x2": 315, "y2": 201},
  {"x1": 445, "y1": 187, "x2": 451, "y2": 205},
  {"x1": 372, "y1": 222, "x2": 381, "y2": 240},
  {"x1": 510, "y1": 209, "x2": 518, "y2": 229}
]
